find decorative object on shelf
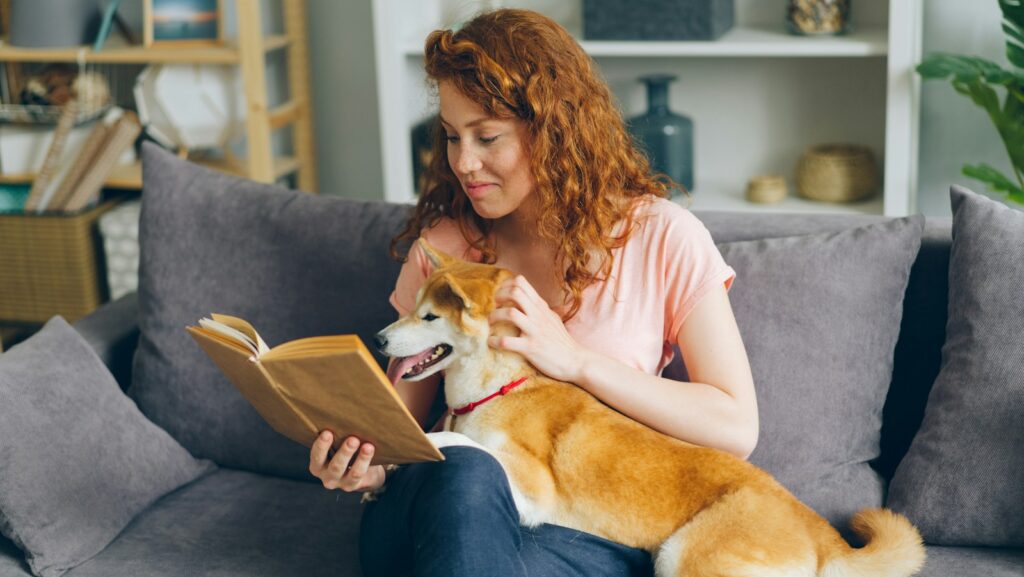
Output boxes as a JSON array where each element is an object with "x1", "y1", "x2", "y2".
[
  {"x1": 8, "y1": 0, "x2": 104, "y2": 48},
  {"x1": 746, "y1": 174, "x2": 788, "y2": 204},
  {"x1": 133, "y1": 63, "x2": 244, "y2": 153},
  {"x1": 916, "y1": 0, "x2": 1023, "y2": 206},
  {"x1": 143, "y1": 0, "x2": 222, "y2": 48},
  {"x1": 6, "y1": 64, "x2": 113, "y2": 124},
  {"x1": 786, "y1": 0, "x2": 851, "y2": 36},
  {"x1": 583, "y1": 0, "x2": 734, "y2": 41},
  {"x1": 795, "y1": 143, "x2": 878, "y2": 203},
  {"x1": 411, "y1": 114, "x2": 437, "y2": 196},
  {"x1": 627, "y1": 74, "x2": 694, "y2": 194}
]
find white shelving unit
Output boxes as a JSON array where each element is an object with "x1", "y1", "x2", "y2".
[{"x1": 372, "y1": 0, "x2": 922, "y2": 216}]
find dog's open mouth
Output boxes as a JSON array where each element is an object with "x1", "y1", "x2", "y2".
[{"x1": 387, "y1": 344, "x2": 453, "y2": 383}]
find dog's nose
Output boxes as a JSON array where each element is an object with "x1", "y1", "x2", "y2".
[{"x1": 373, "y1": 332, "x2": 388, "y2": 352}]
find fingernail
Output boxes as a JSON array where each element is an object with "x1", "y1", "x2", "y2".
[
  {"x1": 347, "y1": 438, "x2": 359, "y2": 449},
  {"x1": 319, "y1": 431, "x2": 331, "y2": 441}
]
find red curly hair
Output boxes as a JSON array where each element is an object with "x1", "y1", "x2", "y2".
[{"x1": 392, "y1": 8, "x2": 676, "y2": 320}]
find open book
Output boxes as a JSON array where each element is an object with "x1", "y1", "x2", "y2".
[{"x1": 187, "y1": 314, "x2": 444, "y2": 466}]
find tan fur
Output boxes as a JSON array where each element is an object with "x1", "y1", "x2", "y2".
[{"x1": 378, "y1": 239, "x2": 926, "y2": 577}]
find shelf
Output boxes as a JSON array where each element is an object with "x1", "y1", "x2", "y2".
[
  {"x1": 403, "y1": 25, "x2": 888, "y2": 58},
  {"x1": 0, "y1": 155, "x2": 300, "y2": 190},
  {"x1": 0, "y1": 35, "x2": 291, "y2": 64},
  {"x1": 683, "y1": 179, "x2": 885, "y2": 215}
]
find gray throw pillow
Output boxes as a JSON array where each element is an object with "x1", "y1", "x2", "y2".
[
  {"x1": 713, "y1": 215, "x2": 924, "y2": 528},
  {"x1": 0, "y1": 316, "x2": 214, "y2": 577},
  {"x1": 130, "y1": 143, "x2": 410, "y2": 480},
  {"x1": 888, "y1": 186, "x2": 1024, "y2": 546}
]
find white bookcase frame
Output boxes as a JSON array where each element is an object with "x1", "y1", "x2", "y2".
[{"x1": 372, "y1": 0, "x2": 922, "y2": 216}]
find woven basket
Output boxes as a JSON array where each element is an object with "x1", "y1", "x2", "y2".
[
  {"x1": 795, "y1": 144, "x2": 879, "y2": 203},
  {"x1": 0, "y1": 200, "x2": 120, "y2": 324},
  {"x1": 746, "y1": 174, "x2": 788, "y2": 204}
]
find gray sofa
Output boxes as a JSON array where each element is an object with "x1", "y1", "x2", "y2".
[{"x1": 1, "y1": 144, "x2": 1022, "y2": 576}]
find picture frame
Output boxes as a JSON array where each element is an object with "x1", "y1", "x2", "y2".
[{"x1": 143, "y1": 0, "x2": 223, "y2": 48}]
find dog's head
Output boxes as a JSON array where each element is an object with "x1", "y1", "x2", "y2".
[{"x1": 376, "y1": 239, "x2": 515, "y2": 384}]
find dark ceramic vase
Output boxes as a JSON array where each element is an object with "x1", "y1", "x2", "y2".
[{"x1": 627, "y1": 74, "x2": 694, "y2": 194}]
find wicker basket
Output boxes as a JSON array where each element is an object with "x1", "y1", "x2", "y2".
[
  {"x1": 0, "y1": 200, "x2": 120, "y2": 324},
  {"x1": 795, "y1": 144, "x2": 879, "y2": 203}
]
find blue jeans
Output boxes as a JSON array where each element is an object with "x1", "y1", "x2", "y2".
[{"x1": 360, "y1": 446, "x2": 654, "y2": 577}]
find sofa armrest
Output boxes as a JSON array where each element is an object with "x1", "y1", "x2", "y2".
[{"x1": 73, "y1": 292, "x2": 140, "y2": 391}]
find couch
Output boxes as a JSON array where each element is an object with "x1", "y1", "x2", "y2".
[{"x1": 1, "y1": 144, "x2": 1021, "y2": 577}]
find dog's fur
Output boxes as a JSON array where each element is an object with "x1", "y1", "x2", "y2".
[{"x1": 376, "y1": 239, "x2": 925, "y2": 577}]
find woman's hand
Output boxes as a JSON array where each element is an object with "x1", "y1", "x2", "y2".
[
  {"x1": 487, "y1": 275, "x2": 589, "y2": 383},
  {"x1": 309, "y1": 431, "x2": 386, "y2": 493}
]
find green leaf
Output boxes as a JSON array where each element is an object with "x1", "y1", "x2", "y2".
[
  {"x1": 917, "y1": 54, "x2": 1004, "y2": 79},
  {"x1": 1002, "y1": 0, "x2": 1024, "y2": 68},
  {"x1": 963, "y1": 163, "x2": 1024, "y2": 204}
]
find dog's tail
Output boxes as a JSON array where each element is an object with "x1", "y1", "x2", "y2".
[{"x1": 820, "y1": 508, "x2": 925, "y2": 577}]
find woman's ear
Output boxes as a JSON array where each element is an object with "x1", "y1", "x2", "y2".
[{"x1": 418, "y1": 238, "x2": 457, "y2": 270}]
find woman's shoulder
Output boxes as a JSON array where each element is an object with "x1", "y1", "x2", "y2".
[{"x1": 629, "y1": 195, "x2": 707, "y2": 239}]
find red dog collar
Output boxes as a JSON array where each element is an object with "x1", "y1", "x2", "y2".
[{"x1": 451, "y1": 377, "x2": 528, "y2": 416}]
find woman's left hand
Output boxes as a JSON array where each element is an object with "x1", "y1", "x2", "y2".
[{"x1": 487, "y1": 275, "x2": 588, "y2": 383}]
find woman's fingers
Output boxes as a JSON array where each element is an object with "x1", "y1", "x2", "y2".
[
  {"x1": 489, "y1": 305, "x2": 528, "y2": 330},
  {"x1": 309, "y1": 430, "x2": 333, "y2": 476},
  {"x1": 495, "y1": 275, "x2": 543, "y2": 315},
  {"x1": 325, "y1": 436, "x2": 361, "y2": 484},
  {"x1": 344, "y1": 443, "x2": 376, "y2": 489}
]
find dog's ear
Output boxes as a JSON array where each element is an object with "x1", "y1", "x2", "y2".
[
  {"x1": 418, "y1": 238, "x2": 457, "y2": 270},
  {"x1": 438, "y1": 273, "x2": 472, "y2": 310}
]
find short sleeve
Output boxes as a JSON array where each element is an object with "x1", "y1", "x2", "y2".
[
  {"x1": 661, "y1": 206, "x2": 736, "y2": 342},
  {"x1": 388, "y1": 217, "x2": 478, "y2": 316},
  {"x1": 389, "y1": 241, "x2": 431, "y2": 316}
]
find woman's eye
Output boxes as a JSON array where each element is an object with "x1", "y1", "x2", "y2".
[
  {"x1": 421, "y1": 313, "x2": 438, "y2": 322},
  {"x1": 445, "y1": 134, "x2": 459, "y2": 143},
  {"x1": 479, "y1": 135, "x2": 498, "y2": 144}
]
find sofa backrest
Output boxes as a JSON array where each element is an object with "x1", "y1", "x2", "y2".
[{"x1": 695, "y1": 211, "x2": 952, "y2": 481}]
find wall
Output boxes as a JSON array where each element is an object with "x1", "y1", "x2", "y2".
[
  {"x1": 306, "y1": 0, "x2": 382, "y2": 199},
  {"x1": 917, "y1": 0, "x2": 1013, "y2": 216}
]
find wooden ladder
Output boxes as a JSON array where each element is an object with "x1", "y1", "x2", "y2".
[{"x1": 236, "y1": 0, "x2": 318, "y2": 192}]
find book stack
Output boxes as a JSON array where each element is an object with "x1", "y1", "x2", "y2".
[{"x1": 21, "y1": 105, "x2": 141, "y2": 214}]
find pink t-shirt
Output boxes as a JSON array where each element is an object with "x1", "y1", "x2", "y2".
[{"x1": 389, "y1": 197, "x2": 735, "y2": 376}]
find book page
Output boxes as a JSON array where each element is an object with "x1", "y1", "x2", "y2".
[{"x1": 199, "y1": 314, "x2": 270, "y2": 357}]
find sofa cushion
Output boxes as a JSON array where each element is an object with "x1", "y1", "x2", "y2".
[
  {"x1": 888, "y1": 186, "x2": 1024, "y2": 546},
  {"x1": 0, "y1": 317, "x2": 215, "y2": 577},
  {"x1": 707, "y1": 216, "x2": 924, "y2": 528},
  {"x1": 61, "y1": 469, "x2": 363, "y2": 577},
  {"x1": 917, "y1": 546, "x2": 1024, "y2": 577},
  {"x1": 130, "y1": 143, "x2": 411, "y2": 481}
]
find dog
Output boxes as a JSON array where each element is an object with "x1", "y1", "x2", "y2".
[{"x1": 374, "y1": 239, "x2": 926, "y2": 577}]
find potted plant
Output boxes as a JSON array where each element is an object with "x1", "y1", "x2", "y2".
[{"x1": 917, "y1": 0, "x2": 1023, "y2": 205}]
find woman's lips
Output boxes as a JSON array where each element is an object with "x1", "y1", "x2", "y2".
[{"x1": 464, "y1": 182, "x2": 495, "y2": 199}]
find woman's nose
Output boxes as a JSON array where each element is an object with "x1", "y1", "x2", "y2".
[{"x1": 453, "y1": 146, "x2": 482, "y2": 174}]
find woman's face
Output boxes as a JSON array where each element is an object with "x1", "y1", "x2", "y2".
[{"x1": 438, "y1": 81, "x2": 535, "y2": 221}]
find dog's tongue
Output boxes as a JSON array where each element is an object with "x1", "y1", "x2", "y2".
[{"x1": 386, "y1": 347, "x2": 437, "y2": 385}]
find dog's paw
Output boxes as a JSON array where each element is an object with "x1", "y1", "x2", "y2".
[{"x1": 427, "y1": 431, "x2": 489, "y2": 452}]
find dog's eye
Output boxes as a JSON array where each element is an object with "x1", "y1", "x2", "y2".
[{"x1": 421, "y1": 313, "x2": 438, "y2": 322}]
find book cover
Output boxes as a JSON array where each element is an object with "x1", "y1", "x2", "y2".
[{"x1": 187, "y1": 314, "x2": 444, "y2": 466}]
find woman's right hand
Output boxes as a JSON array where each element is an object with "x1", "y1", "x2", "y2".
[{"x1": 309, "y1": 430, "x2": 386, "y2": 493}]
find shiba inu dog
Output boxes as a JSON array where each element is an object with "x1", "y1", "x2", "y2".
[{"x1": 374, "y1": 239, "x2": 925, "y2": 577}]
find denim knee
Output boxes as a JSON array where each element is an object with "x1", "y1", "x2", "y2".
[{"x1": 418, "y1": 446, "x2": 512, "y2": 510}]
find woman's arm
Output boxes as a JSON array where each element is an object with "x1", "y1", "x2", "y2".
[
  {"x1": 390, "y1": 358, "x2": 443, "y2": 430},
  {"x1": 489, "y1": 276, "x2": 758, "y2": 459}
]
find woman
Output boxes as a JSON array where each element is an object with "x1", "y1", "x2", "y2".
[{"x1": 309, "y1": 9, "x2": 757, "y2": 576}]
